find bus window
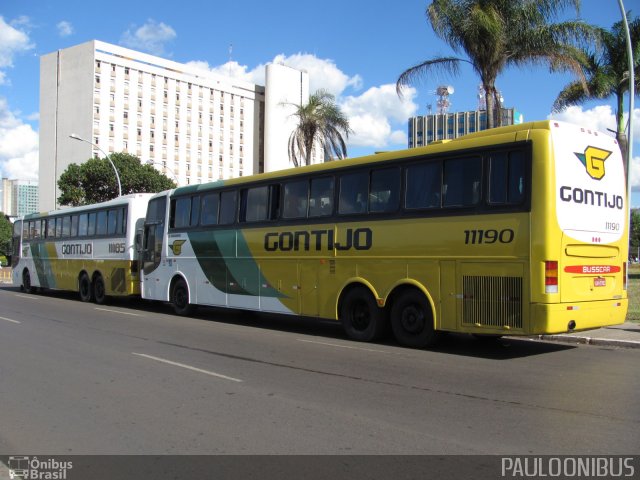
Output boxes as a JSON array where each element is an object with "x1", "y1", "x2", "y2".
[
  {"x1": 55, "y1": 217, "x2": 63, "y2": 238},
  {"x1": 46, "y1": 218, "x2": 56, "y2": 238},
  {"x1": 96, "y1": 210, "x2": 108, "y2": 236},
  {"x1": 370, "y1": 168, "x2": 400, "y2": 213},
  {"x1": 443, "y1": 157, "x2": 482, "y2": 207},
  {"x1": 107, "y1": 209, "x2": 118, "y2": 235},
  {"x1": 190, "y1": 196, "x2": 200, "y2": 227},
  {"x1": 283, "y1": 180, "x2": 309, "y2": 219},
  {"x1": 242, "y1": 186, "x2": 268, "y2": 222},
  {"x1": 219, "y1": 190, "x2": 237, "y2": 225},
  {"x1": 201, "y1": 193, "x2": 219, "y2": 225},
  {"x1": 489, "y1": 151, "x2": 525, "y2": 205},
  {"x1": 33, "y1": 220, "x2": 43, "y2": 239},
  {"x1": 171, "y1": 197, "x2": 191, "y2": 229},
  {"x1": 62, "y1": 216, "x2": 71, "y2": 237},
  {"x1": 405, "y1": 162, "x2": 442, "y2": 209},
  {"x1": 79, "y1": 213, "x2": 89, "y2": 237},
  {"x1": 339, "y1": 171, "x2": 368, "y2": 214},
  {"x1": 87, "y1": 212, "x2": 97, "y2": 236},
  {"x1": 309, "y1": 177, "x2": 334, "y2": 217},
  {"x1": 71, "y1": 215, "x2": 79, "y2": 237}
]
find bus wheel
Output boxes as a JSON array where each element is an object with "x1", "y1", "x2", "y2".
[
  {"x1": 79, "y1": 273, "x2": 93, "y2": 302},
  {"x1": 340, "y1": 286, "x2": 386, "y2": 342},
  {"x1": 391, "y1": 289, "x2": 439, "y2": 348},
  {"x1": 93, "y1": 274, "x2": 107, "y2": 305},
  {"x1": 23, "y1": 269, "x2": 35, "y2": 294},
  {"x1": 172, "y1": 278, "x2": 195, "y2": 316}
]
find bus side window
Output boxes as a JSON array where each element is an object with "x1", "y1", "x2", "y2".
[
  {"x1": 78, "y1": 214, "x2": 89, "y2": 237},
  {"x1": 71, "y1": 215, "x2": 79, "y2": 237},
  {"x1": 308, "y1": 177, "x2": 334, "y2": 217},
  {"x1": 190, "y1": 196, "x2": 200, "y2": 227},
  {"x1": 339, "y1": 171, "x2": 368, "y2": 214},
  {"x1": 171, "y1": 197, "x2": 191, "y2": 229},
  {"x1": 219, "y1": 190, "x2": 237, "y2": 225},
  {"x1": 87, "y1": 213, "x2": 97, "y2": 236},
  {"x1": 242, "y1": 186, "x2": 269, "y2": 222},
  {"x1": 201, "y1": 193, "x2": 219, "y2": 225},
  {"x1": 489, "y1": 150, "x2": 525, "y2": 205},
  {"x1": 96, "y1": 210, "x2": 108, "y2": 236},
  {"x1": 47, "y1": 218, "x2": 56, "y2": 238},
  {"x1": 443, "y1": 157, "x2": 481, "y2": 207},
  {"x1": 55, "y1": 217, "x2": 63, "y2": 238},
  {"x1": 370, "y1": 167, "x2": 400, "y2": 213},
  {"x1": 283, "y1": 180, "x2": 309, "y2": 219},
  {"x1": 62, "y1": 216, "x2": 71, "y2": 237},
  {"x1": 405, "y1": 162, "x2": 442, "y2": 209}
]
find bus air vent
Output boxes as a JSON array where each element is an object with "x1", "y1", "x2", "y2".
[{"x1": 462, "y1": 276, "x2": 523, "y2": 329}]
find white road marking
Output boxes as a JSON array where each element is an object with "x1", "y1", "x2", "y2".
[
  {"x1": 95, "y1": 307, "x2": 142, "y2": 317},
  {"x1": 14, "y1": 294, "x2": 41, "y2": 300},
  {"x1": 0, "y1": 316, "x2": 20, "y2": 324},
  {"x1": 297, "y1": 338, "x2": 392, "y2": 354},
  {"x1": 132, "y1": 352, "x2": 243, "y2": 382}
]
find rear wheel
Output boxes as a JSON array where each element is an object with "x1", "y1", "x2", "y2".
[
  {"x1": 172, "y1": 278, "x2": 195, "y2": 316},
  {"x1": 391, "y1": 289, "x2": 439, "y2": 348},
  {"x1": 93, "y1": 274, "x2": 107, "y2": 305},
  {"x1": 340, "y1": 286, "x2": 386, "y2": 342},
  {"x1": 79, "y1": 273, "x2": 93, "y2": 302}
]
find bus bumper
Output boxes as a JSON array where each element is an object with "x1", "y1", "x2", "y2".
[{"x1": 530, "y1": 299, "x2": 628, "y2": 335}]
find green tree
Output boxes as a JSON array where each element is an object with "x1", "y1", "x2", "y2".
[
  {"x1": 396, "y1": 0, "x2": 595, "y2": 129},
  {"x1": 0, "y1": 213, "x2": 12, "y2": 259},
  {"x1": 631, "y1": 209, "x2": 640, "y2": 261},
  {"x1": 553, "y1": 14, "x2": 640, "y2": 170},
  {"x1": 57, "y1": 152, "x2": 176, "y2": 206},
  {"x1": 287, "y1": 89, "x2": 353, "y2": 167}
]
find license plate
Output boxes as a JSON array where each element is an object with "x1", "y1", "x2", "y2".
[{"x1": 594, "y1": 277, "x2": 606, "y2": 287}]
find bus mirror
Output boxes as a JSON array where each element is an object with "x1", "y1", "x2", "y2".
[{"x1": 135, "y1": 230, "x2": 143, "y2": 251}]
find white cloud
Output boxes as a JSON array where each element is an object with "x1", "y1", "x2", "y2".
[
  {"x1": 185, "y1": 60, "x2": 260, "y2": 85},
  {"x1": 341, "y1": 84, "x2": 418, "y2": 148},
  {"x1": 0, "y1": 97, "x2": 39, "y2": 181},
  {"x1": 121, "y1": 19, "x2": 176, "y2": 56},
  {"x1": 56, "y1": 20, "x2": 73, "y2": 37},
  {"x1": 0, "y1": 16, "x2": 34, "y2": 85}
]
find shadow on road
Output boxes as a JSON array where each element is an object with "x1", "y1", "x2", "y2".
[{"x1": 1, "y1": 285, "x2": 574, "y2": 360}]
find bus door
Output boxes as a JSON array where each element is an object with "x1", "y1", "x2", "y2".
[
  {"x1": 11, "y1": 220, "x2": 22, "y2": 268},
  {"x1": 141, "y1": 196, "x2": 167, "y2": 300}
]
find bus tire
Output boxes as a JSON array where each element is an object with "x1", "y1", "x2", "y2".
[
  {"x1": 391, "y1": 289, "x2": 439, "y2": 348},
  {"x1": 22, "y1": 269, "x2": 35, "y2": 294},
  {"x1": 79, "y1": 273, "x2": 93, "y2": 302},
  {"x1": 172, "y1": 278, "x2": 195, "y2": 316},
  {"x1": 93, "y1": 274, "x2": 107, "y2": 305},
  {"x1": 340, "y1": 286, "x2": 386, "y2": 342}
]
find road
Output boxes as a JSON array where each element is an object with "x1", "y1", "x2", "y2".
[{"x1": 0, "y1": 285, "x2": 638, "y2": 455}]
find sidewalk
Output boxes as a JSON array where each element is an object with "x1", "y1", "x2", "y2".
[{"x1": 533, "y1": 322, "x2": 640, "y2": 349}]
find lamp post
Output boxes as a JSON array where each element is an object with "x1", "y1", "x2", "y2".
[{"x1": 69, "y1": 134, "x2": 122, "y2": 198}]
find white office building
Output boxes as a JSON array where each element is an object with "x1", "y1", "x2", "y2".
[
  {"x1": 1, "y1": 178, "x2": 39, "y2": 217},
  {"x1": 39, "y1": 40, "x2": 312, "y2": 210}
]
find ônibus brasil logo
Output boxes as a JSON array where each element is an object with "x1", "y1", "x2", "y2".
[{"x1": 574, "y1": 146, "x2": 612, "y2": 180}]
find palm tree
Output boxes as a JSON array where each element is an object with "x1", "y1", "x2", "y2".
[
  {"x1": 553, "y1": 14, "x2": 640, "y2": 168},
  {"x1": 397, "y1": 0, "x2": 596, "y2": 129},
  {"x1": 287, "y1": 89, "x2": 352, "y2": 167}
]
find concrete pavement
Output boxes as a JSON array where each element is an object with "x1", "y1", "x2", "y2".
[{"x1": 534, "y1": 322, "x2": 640, "y2": 349}]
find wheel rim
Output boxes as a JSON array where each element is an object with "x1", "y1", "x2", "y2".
[{"x1": 400, "y1": 304, "x2": 425, "y2": 334}]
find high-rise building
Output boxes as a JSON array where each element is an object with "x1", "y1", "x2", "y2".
[
  {"x1": 39, "y1": 40, "x2": 311, "y2": 211},
  {"x1": 1, "y1": 178, "x2": 39, "y2": 217},
  {"x1": 408, "y1": 108, "x2": 523, "y2": 148}
]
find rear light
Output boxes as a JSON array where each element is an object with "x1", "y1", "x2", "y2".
[
  {"x1": 545, "y1": 260, "x2": 559, "y2": 294},
  {"x1": 623, "y1": 262, "x2": 627, "y2": 291}
]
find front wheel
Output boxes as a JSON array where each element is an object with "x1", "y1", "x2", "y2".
[
  {"x1": 391, "y1": 289, "x2": 439, "y2": 348},
  {"x1": 172, "y1": 278, "x2": 195, "y2": 316},
  {"x1": 340, "y1": 286, "x2": 387, "y2": 342}
]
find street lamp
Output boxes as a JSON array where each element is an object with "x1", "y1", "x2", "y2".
[{"x1": 69, "y1": 133, "x2": 122, "y2": 198}]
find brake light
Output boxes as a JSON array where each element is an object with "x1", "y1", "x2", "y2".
[
  {"x1": 623, "y1": 262, "x2": 627, "y2": 290},
  {"x1": 545, "y1": 261, "x2": 558, "y2": 294}
]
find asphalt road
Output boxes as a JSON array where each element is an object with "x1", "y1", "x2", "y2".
[{"x1": 0, "y1": 285, "x2": 638, "y2": 455}]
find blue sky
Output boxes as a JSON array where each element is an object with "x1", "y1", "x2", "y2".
[{"x1": 1, "y1": 0, "x2": 638, "y2": 207}]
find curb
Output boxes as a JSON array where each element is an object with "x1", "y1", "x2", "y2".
[{"x1": 532, "y1": 334, "x2": 640, "y2": 349}]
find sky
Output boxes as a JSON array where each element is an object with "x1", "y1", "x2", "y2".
[{"x1": 0, "y1": 0, "x2": 639, "y2": 207}]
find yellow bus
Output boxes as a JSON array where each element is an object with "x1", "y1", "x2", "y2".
[
  {"x1": 140, "y1": 120, "x2": 628, "y2": 347},
  {"x1": 13, "y1": 193, "x2": 153, "y2": 303}
]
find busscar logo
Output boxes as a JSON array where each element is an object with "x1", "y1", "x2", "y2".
[
  {"x1": 170, "y1": 239, "x2": 186, "y2": 255},
  {"x1": 574, "y1": 146, "x2": 612, "y2": 180}
]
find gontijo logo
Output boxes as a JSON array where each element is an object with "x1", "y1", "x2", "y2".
[{"x1": 574, "y1": 146, "x2": 612, "y2": 180}]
